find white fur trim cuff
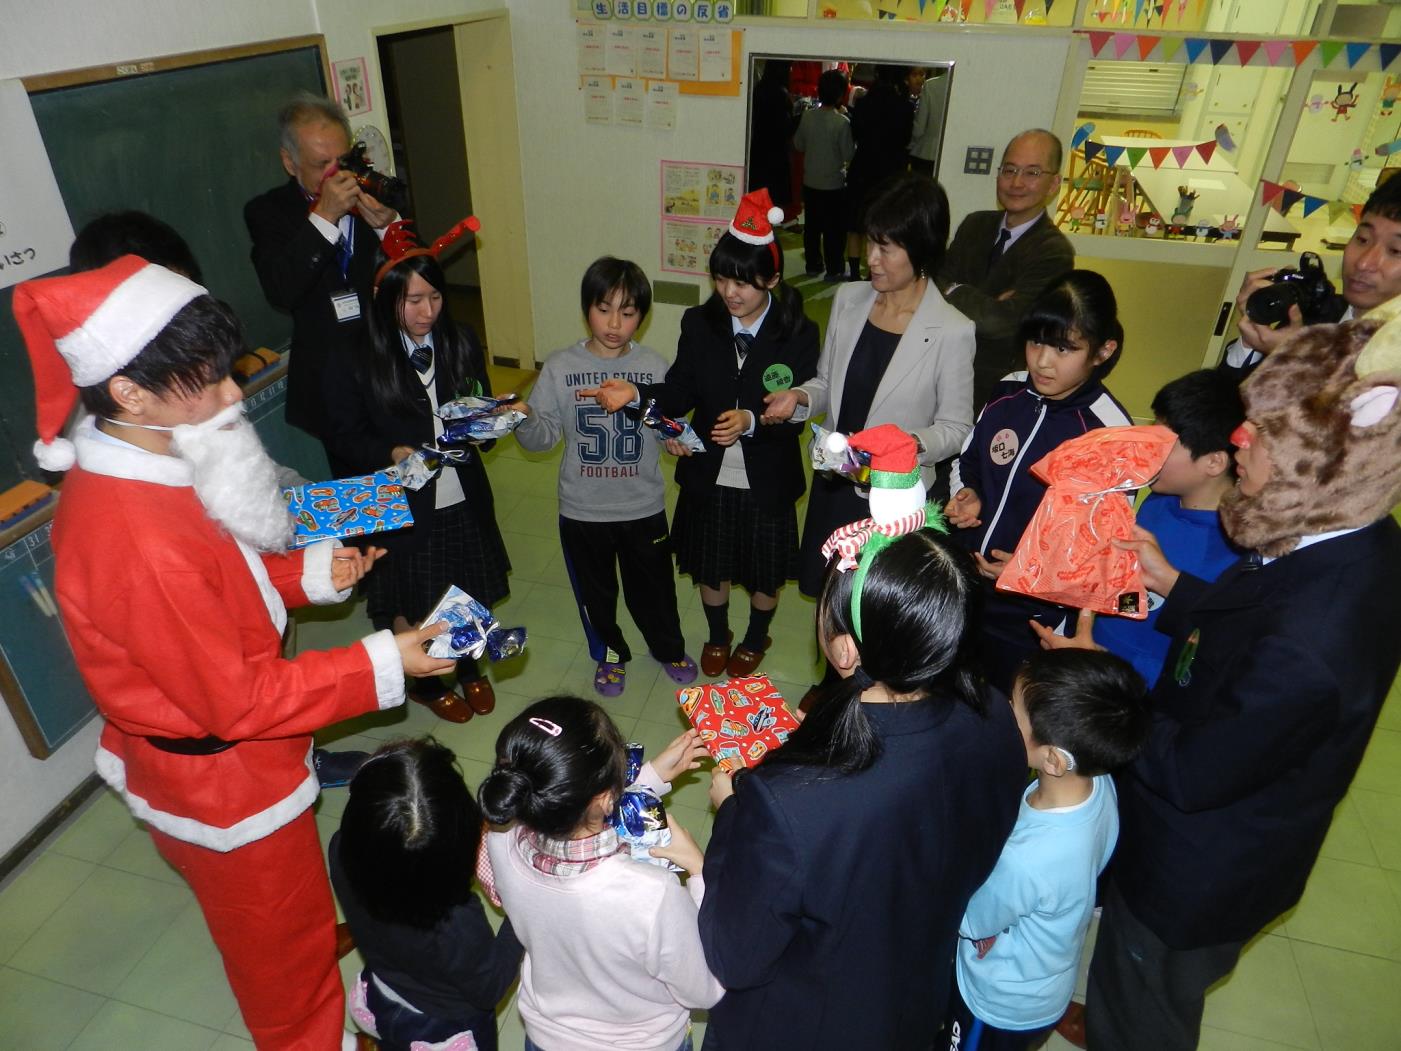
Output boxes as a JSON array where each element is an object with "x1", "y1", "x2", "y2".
[
  {"x1": 93, "y1": 744, "x2": 318, "y2": 853},
  {"x1": 301, "y1": 541, "x2": 352, "y2": 605},
  {"x1": 362, "y1": 630, "x2": 406, "y2": 710}
]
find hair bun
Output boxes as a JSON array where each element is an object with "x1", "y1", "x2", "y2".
[{"x1": 478, "y1": 765, "x2": 534, "y2": 825}]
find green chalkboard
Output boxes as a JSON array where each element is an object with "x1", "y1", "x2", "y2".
[{"x1": 0, "y1": 39, "x2": 328, "y2": 492}]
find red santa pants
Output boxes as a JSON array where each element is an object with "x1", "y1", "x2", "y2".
[{"x1": 149, "y1": 810, "x2": 344, "y2": 1050}]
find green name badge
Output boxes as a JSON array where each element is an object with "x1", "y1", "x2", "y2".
[{"x1": 762, "y1": 363, "x2": 794, "y2": 392}]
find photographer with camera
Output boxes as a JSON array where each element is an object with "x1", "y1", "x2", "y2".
[
  {"x1": 1223, "y1": 175, "x2": 1401, "y2": 380},
  {"x1": 245, "y1": 93, "x2": 403, "y2": 468}
]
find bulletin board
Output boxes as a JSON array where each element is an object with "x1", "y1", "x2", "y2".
[{"x1": 660, "y1": 160, "x2": 743, "y2": 275}]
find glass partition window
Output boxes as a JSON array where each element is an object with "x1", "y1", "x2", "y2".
[{"x1": 1057, "y1": 58, "x2": 1296, "y2": 246}]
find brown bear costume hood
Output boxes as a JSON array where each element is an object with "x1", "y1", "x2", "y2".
[{"x1": 1218, "y1": 293, "x2": 1401, "y2": 558}]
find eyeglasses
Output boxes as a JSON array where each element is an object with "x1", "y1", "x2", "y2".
[{"x1": 997, "y1": 164, "x2": 1052, "y2": 180}]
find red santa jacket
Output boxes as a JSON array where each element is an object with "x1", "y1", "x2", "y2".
[{"x1": 52, "y1": 419, "x2": 404, "y2": 851}]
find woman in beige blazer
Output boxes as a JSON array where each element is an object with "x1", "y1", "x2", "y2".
[{"x1": 763, "y1": 173, "x2": 975, "y2": 598}]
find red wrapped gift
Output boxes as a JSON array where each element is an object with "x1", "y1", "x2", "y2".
[
  {"x1": 676, "y1": 675, "x2": 799, "y2": 772},
  {"x1": 996, "y1": 425, "x2": 1178, "y2": 618}
]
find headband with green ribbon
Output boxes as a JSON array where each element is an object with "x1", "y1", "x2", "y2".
[{"x1": 820, "y1": 501, "x2": 949, "y2": 641}]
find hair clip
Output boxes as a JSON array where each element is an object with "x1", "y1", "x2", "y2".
[{"x1": 528, "y1": 717, "x2": 562, "y2": 737}]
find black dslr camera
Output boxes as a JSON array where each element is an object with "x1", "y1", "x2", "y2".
[
  {"x1": 336, "y1": 142, "x2": 408, "y2": 213},
  {"x1": 1244, "y1": 251, "x2": 1347, "y2": 327}
]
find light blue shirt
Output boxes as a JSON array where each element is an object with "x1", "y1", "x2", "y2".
[{"x1": 956, "y1": 775, "x2": 1119, "y2": 1030}]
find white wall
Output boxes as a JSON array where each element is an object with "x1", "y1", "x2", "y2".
[{"x1": 506, "y1": 10, "x2": 1073, "y2": 357}]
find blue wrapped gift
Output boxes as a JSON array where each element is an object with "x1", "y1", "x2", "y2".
[{"x1": 283, "y1": 472, "x2": 414, "y2": 549}]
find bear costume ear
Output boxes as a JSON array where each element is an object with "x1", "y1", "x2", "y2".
[
  {"x1": 1355, "y1": 295, "x2": 1401, "y2": 427},
  {"x1": 1351, "y1": 386, "x2": 1398, "y2": 428}
]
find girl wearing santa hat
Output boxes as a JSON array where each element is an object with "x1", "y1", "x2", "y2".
[
  {"x1": 325, "y1": 219, "x2": 511, "y2": 723},
  {"x1": 585, "y1": 189, "x2": 818, "y2": 678}
]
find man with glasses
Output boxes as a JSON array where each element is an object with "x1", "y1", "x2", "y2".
[{"x1": 939, "y1": 129, "x2": 1074, "y2": 408}]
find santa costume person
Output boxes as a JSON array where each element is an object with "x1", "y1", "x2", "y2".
[{"x1": 12, "y1": 255, "x2": 454, "y2": 1051}]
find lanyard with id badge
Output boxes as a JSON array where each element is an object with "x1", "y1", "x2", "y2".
[{"x1": 329, "y1": 221, "x2": 361, "y2": 323}]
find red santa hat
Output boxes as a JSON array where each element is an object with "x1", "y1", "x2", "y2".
[
  {"x1": 728, "y1": 188, "x2": 784, "y2": 246},
  {"x1": 12, "y1": 255, "x2": 205, "y2": 472},
  {"x1": 849, "y1": 424, "x2": 925, "y2": 523},
  {"x1": 374, "y1": 215, "x2": 481, "y2": 289}
]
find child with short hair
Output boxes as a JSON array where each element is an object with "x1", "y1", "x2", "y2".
[
  {"x1": 949, "y1": 649, "x2": 1149, "y2": 1051},
  {"x1": 513, "y1": 257, "x2": 697, "y2": 697},
  {"x1": 1094, "y1": 369, "x2": 1244, "y2": 686},
  {"x1": 947, "y1": 269, "x2": 1132, "y2": 692},
  {"x1": 478, "y1": 698, "x2": 719, "y2": 1051},
  {"x1": 585, "y1": 191, "x2": 819, "y2": 680},
  {"x1": 331, "y1": 738, "x2": 524, "y2": 1051}
]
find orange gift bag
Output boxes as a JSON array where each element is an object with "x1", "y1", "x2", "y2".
[{"x1": 995, "y1": 425, "x2": 1178, "y2": 618}]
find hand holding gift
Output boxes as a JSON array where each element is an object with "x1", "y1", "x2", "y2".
[
  {"x1": 420, "y1": 585, "x2": 527, "y2": 661},
  {"x1": 676, "y1": 675, "x2": 800, "y2": 773},
  {"x1": 995, "y1": 425, "x2": 1178, "y2": 618}
]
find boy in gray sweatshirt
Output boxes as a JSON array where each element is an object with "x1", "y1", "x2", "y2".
[{"x1": 514, "y1": 257, "x2": 697, "y2": 696}]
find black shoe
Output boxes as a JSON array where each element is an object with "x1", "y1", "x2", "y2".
[{"x1": 313, "y1": 748, "x2": 371, "y2": 789}]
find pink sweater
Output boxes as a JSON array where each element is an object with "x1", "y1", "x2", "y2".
[{"x1": 487, "y1": 825, "x2": 723, "y2": 1051}]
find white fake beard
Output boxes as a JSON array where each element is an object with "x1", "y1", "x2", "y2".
[{"x1": 170, "y1": 402, "x2": 295, "y2": 553}]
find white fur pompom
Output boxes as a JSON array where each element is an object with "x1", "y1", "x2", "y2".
[
  {"x1": 825, "y1": 431, "x2": 849, "y2": 455},
  {"x1": 767, "y1": 206, "x2": 784, "y2": 224},
  {"x1": 34, "y1": 437, "x2": 76, "y2": 472}
]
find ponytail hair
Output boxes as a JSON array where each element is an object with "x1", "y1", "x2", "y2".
[
  {"x1": 337, "y1": 738, "x2": 481, "y2": 929},
  {"x1": 765, "y1": 529, "x2": 986, "y2": 776},
  {"x1": 478, "y1": 696, "x2": 628, "y2": 838}
]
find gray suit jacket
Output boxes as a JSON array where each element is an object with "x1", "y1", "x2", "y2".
[{"x1": 794, "y1": 279, "x2": 974, "y2": 490}]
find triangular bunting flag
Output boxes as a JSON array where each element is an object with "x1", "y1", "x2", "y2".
[
  {"x1": 1301, "y1": 195, "x2": 1326, "y2": 219},
  {"x1": 1292, "y1": 40, "x2": 1317, "y2": 65},
  {"x1": 1380, "y1": 44, "x2": 1401, "y2": 70},
  {"x1": 1195, "y1": 140, "x2": 1217, "y2": 164},
  {"x1": 984, "y1": 0, "x2": 997, "y2": 18},
  {"x1": 1171, "y1": 144, "x2": 1195, "y2": 167},
  {"x1": 1134, "y1": 0, "x2": 1147, "y2": 23},
  {"x1": 1161, "y1": 37, "x2": 1183, "y2": 62},
  {"x1": 1352, "y1": 204, "x2": 1364, "y2": 223},
  {"x1": 1208, "y1": 39, "x2": 1234, "y2": 65},
  {"x1": 1085, "y1": 140, "x2": 1105, "y2": 163},
  {"x1": 1183, "y1": 38, "x2": 1208, "y2": 64},
  {"x1": 1088, "y1": 31, "x2": 1114, "y2": 56},
  {"x1": 1137, "y1": 35, "x2": 1160, "y2": 60},
  {"x1": 1103, "y1": 145, "x2": 1126, "y2": 167},
  {"x1": 1279, "y1": 189, "x2": 1304, "y2": 215},
  {"x1": 1259, "y1": 180, "x2": 1284, "y2": 207},
  {"x1": 1327, "y1": 201, "x2": 1348, "y2": 223},
  {"x1": 1148, "y1": 146, "x2": 1171, "y2": 168},
  {"x1": 1235, "y1": 40, "x2": 1261, "y2": 66},
  {"x1": 1263, "y1": 40, "x2": 1291, "y2": 66},
  {"x1": 1126, "y1": 146, "x2": 1148, "y2": 168},
  {"x1": 1045, "y1": 0, "x2": 1057, "y2": 16},
  {"x1": 1014, "y1": 0, "x2": 1026, "y2": 19},
  {"x1": 1345, "y1": 42, "x2": 1370, "y2": 69},
  {"x1": 1319, "y1": 40, "x2": 1345, "y2": 67},
  {"x1": 1114, "y1": 33, "x2": 1137, "y2": 59}
]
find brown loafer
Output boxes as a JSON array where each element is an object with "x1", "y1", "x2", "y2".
[
  {"x1": 1054, "y1": 1001, "x2": 1088, "y2": 1049},
  {"x1": 798, "y1": 683, "x2": 823, "y2": 714},
  {"x1": 410, "y1": 687, "x2": 473, "y2": 724},
  {"x1": 334, "y1": 921, "x2": 356, "y2": 960},
  {"x1": 726, "y1": 636, "x2": 772, "y2": 677},
  {"x1": 462, "y1": 676, "x2": 496, "y2": 715},
  {"x1": 700, "y1": 632, "x2": 733, "y2": 678}
]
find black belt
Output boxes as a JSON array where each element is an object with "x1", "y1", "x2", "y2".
[{"x1": 145, "y1": 735, "x2": 237, "y2": 756}]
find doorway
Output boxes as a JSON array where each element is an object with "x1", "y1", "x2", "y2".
[{"x1": 374, "y1": 12, "x2": 534, "y2": 369}]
